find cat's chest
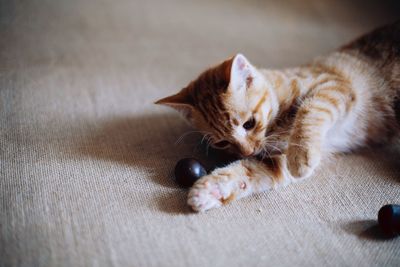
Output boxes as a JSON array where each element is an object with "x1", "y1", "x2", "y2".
[
  {"x1": 263, "y1": 106, "x2": 298, "y2": 155},
  {"x1": 268, "y1": 105, "x2": 298, "y2": 135}
]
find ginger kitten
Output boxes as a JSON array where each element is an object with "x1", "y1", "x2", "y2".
[{"x1": 156, "y1": 21, "x2": 400, "y2": 212}]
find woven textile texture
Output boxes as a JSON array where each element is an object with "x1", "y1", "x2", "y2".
[{"x1": 1, "y1": 0, "x2": 400, "y2": 266}]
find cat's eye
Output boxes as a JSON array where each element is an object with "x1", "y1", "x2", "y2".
[
  {"x1": 243, "y1": 117, "x2": 256, "y2": 130},
  {"x1": 213, "y1": 140, "x2": 231, "y2": 149}
]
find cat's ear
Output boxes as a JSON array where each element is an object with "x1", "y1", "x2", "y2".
[
  {"x1": 155, "y1": 90, "x2": 195, "y2": 121},
  {"x1": 229, "y1": 54, "x2": 256, "y2": 91}
]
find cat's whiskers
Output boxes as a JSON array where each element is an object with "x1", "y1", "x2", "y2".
[
  {"x1": 192, "y1": 133, "x2": 210, "y2": 153},
  {"x1": 264, "y1": 143, "x2": 282, "y2": 154},
  {"x1": 191, "y1": 132, "x2": 214, "y2": 154},
  {"x1": 205, "y1": 136, "x2": 213, "y2": 156},
  {"x1": 175, "y1": 130, "x2": 211, "y2": 145},
  {"x1": 287, "y1": 141, "x2": 309, "y2": 149},
  {"x1": 260, "y1": 146, "x2": 275, "y2": 165},
  {"x1": 200, "y1": 133, "x2": 212, "y2": 145},
  {"x1": 262, "y1": 139, "x2": 283, "y2": 154}
]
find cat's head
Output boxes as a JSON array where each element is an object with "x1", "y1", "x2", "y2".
[{"x1": 156, "y1": 54, "x2": 279, "y2": 157}]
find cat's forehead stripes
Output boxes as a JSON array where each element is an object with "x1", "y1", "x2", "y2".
[
  {"x1": 186, "y1": 61, "x2": 234, "y2": 135},
  {"x1": 253, "y1": 122, "x2": 266, "y2": 134},
  {"x1": 267, "y1": 109, "x2": 273, "y2": 120},
  {"x1": 197, "y1": 102, "x2": 228, "y2": 136},
  {"x1": 193, "y1": 87, "x2": 233, "y2": 136},
  {"x1": 252, "y1": 90, "x2": 269, "y2": 114}
]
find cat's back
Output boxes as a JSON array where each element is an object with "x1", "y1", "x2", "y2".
[
  {"x1": 341, "y1": 21, "x2": 400, "y2": 61},
  {"x1": 308, "y1": 22, "x2": 400, "y2": 147},
  {"x1": 341, "y1": 21, "x2": 400, "y2": 93}
]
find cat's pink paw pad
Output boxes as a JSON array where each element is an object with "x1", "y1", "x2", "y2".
[{"x1": 187, "y1": 179, "x2": 223, "y2": 212}]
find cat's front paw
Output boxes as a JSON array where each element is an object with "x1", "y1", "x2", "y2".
[
  {"x1": 187, "y1": 175, "x2": 223, "y2": 212},
  {"x1": 187, "y1": 174, "x2": 237, "y2": 212},
  {"x1": 287, "y1": 144, "x2": 321, "y2": 178}
]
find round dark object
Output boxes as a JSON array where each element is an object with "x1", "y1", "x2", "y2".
[
  {"x1": 378, "y1": 204, "x2": 400, "y2": 236},
  {"x1": 174, "y1": 158, "x2": 207, "y2": 187}
]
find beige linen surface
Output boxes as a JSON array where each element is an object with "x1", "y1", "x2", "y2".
[{"x1": 1, "y1": 0, "x2": 400, "y2": 266}]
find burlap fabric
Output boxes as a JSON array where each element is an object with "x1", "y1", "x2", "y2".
[{"x1": 1, "y1": 0, "x2": 400, "y2": 266}]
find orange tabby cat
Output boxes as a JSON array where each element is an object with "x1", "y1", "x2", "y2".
[{"x1": 156, "y1": 21, "x2": 400, "y2": 212}]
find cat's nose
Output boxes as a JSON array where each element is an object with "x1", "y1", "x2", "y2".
[{"x1": 241, "y1": 147, "x2": 254, "y2": 157}]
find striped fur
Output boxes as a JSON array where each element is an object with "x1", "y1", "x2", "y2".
[{"x1": 157, "y1": 21, "x2": 400, "y2": 212}]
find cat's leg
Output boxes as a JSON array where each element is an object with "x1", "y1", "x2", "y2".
[
  {"x1": 287, "y1": 81, "x2": 355, "y2": 178},
  {"x1": 187, "y1": 156, "x2": 293, "y2": 212}
]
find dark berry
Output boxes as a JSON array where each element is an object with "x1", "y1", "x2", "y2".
[
  {"x1": 378, "y1": 204, "x2": 400, "y2": 236},
  {"x1": 174, "y1": 158, "x2": 207, "y2": 187}
]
